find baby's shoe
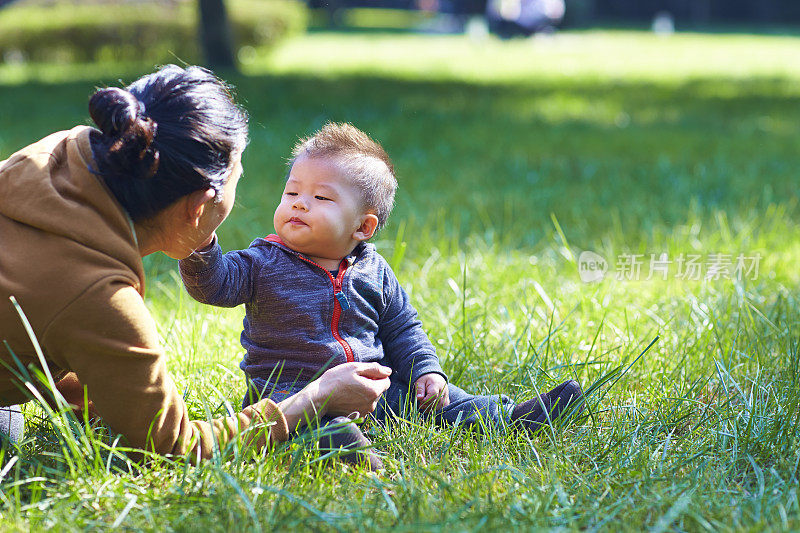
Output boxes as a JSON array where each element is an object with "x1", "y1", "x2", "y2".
[
  {"x1": 511, "y1": 379, "x2": 584, "y2": 433},
  {"x1": 319, "y1": 416, "x2": 384, "y2": 472}
]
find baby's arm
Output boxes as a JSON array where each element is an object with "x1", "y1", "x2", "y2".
[
  {"x1": 377, "y1": 262, "x2": 447, "y2": 391},
  {"x1": 178, "y1": 234, "x2": 258, "y2": 307}
]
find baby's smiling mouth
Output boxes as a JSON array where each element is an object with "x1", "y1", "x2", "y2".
[{"x1": 288, "y1": 217, "x2": 308, "y2": 226}]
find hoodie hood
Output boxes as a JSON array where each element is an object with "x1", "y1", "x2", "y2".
[{"x1": 0, "y1": 126, "x2": 145, "y2": 293}]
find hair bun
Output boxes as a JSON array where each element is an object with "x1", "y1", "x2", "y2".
[
  {"x1": 89, "y1": 87, "x2": 143, "y2": 138},
  {"x1": 89, "y1": 87, "x2": 160, "y2": 180}
]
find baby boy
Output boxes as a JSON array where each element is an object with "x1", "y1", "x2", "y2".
[{"x1": 180, "y1": 123, "x2": 582, "y2": 468}]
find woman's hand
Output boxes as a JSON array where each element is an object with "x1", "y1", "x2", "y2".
[
  {"x1": 277, "y1": 363, "x2": 391, "y2": 432},
  {"x1": 314, "y1": 362, "x2": 392, "y2": 417},
  {"x1": 54, "y1": 372, "x2": 102, "y2": 422}
]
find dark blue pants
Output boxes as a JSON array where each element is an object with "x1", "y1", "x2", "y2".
[{"x1": 243, "y1": 377, "x2": 517, "y2": 432}]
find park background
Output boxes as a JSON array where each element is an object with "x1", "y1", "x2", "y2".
[{"x1": 1, "y1": 0, "x2": 799, "y2": 530}]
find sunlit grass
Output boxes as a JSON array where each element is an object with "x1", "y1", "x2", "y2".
[
  {"x1": 1, "y1": 30, "x2": 800, "y2": 530},
  {"x1": 253, "y1": 31, "x2": 800, "y2": 82}
]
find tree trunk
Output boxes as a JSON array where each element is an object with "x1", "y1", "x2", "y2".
[
  {"x1": 323, "y1": 0, "x2": 343, "y2": 28},
  {"x1": 198, "y1": 0, "x2": 237, "y2": 71}
]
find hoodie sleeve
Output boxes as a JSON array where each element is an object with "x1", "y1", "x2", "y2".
[
  {"x1": 377, "y1": 262, "x2": 447, "y2": 386},
  {"x1": 179, "y1": 236, "x2": 258, "y2": 308},
  {"x1": 42, "y1": 275, "x2": 289, "y2": 461}
]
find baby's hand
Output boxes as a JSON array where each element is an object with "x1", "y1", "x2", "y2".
[{"x1": 414, "y1": 373, "x2": 450, "y2": 412}]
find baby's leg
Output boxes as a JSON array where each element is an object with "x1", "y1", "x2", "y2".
[
  {"x1": 242, "y1": 377, "x2": 382, "y2": 470},
  {"x1": 440, "y1": 380, "x2": 584, "y2": 433},
  {"x1": 374, "y1": 378, "x2": 515, "y2": 431},
  {"x1": 317, "y1": 416, "x2": 383, "y2": 471},
  {"x1": 374, "y1": 378, "x2": 584, "y2": 434},
  {"x1": 241, "y1": 377, "x2": 305, "y2": 409},
  {"x1": 435, "y1": 383, "x2": 516, "y2": 430},
  {"x1": 509, "y1": 380, "x2": 584, "y2": 433}
]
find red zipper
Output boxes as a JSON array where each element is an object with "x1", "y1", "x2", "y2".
[
  {"x1": 293, "y1": 254, "x2": 354, "y2": 363},
  {"x1": 262, "y1": 235, "x2": 355, "y2": 362},
  {"x1": 328, "y1": 264, "x2": 354, "y2": 362}
]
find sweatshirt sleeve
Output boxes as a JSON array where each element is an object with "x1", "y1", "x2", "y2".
[
  {"x1": 377, "y1": 263, "x2": 446, "y2": 386},
  {"x1": 178, "y1": 237, "x2": 258, "y2": 308},
  {"x1": 42, "y1": 275, "x2": 289, "y2": 461}
]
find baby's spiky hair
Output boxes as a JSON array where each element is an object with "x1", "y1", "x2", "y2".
[{"x1": 290, "y1": 122, "x2": 397, "y2": 231}]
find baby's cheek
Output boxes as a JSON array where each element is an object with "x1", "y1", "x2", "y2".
[{"x1": 324, "y1": 212, "x2": 347, "y2": 236}]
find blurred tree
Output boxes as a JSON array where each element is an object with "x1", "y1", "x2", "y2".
[
  {"x1": 324, "y1": 0, "x2": 343, "y2": 27},
  {"x1": 198, "y1": 0, "x2": 236, "y2": 70}
]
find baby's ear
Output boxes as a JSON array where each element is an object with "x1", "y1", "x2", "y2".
[{"x1": 353, "y1": 214, "x2": 379, "y2": 241}]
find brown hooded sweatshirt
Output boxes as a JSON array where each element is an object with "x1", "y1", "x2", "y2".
[{"x1": 0, "y1": 126, "x2": 289, "y2": 460}]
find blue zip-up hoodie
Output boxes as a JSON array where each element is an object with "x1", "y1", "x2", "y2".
[{"x1": 179, "y1": 235, "x2": 446, "y2": 386}]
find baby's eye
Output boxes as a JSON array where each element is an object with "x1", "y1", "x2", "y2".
[
  {"x1": 284, "y1": 191, "x2": 298, "y2": 196},
  {"x1": 315, "y1": 195, "x2": 332, "y2": 201}
]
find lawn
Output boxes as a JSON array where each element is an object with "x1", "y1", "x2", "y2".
[{"x1": 1, "y1": 30, "x2": 800, "y2": 531}]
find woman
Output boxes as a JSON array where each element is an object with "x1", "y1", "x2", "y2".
[{"x1": 0, "y1": 65, "x2": 391, "y2": 460}]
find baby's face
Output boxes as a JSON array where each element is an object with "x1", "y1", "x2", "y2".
[{"x1": 274, "y1": 154, "x2": 368, "y2": 264}]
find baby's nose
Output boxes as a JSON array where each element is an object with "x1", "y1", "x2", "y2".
[{"x1": 292, "y1": 197, "x2": 308, "y2": 210}]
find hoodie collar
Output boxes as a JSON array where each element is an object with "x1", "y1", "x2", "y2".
[{"x1": 260, "y1": 234, "x2": 370, "y2": 264}]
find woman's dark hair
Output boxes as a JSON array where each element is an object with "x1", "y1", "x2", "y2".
[{"x1": 88, "y1": 65, "x2": 248, "y2": 222}]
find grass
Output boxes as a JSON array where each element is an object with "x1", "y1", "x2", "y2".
[{"x1": 1, "y1": 30, "x2": 800, "y2": 530}]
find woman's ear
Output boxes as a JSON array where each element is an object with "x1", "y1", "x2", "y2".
[
  {"x1": 353, "y1": 214, "x2": 379, "y2": 242},
  {"x1": 184, "y1": 188, "x2": 217, "y2": 228}
]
